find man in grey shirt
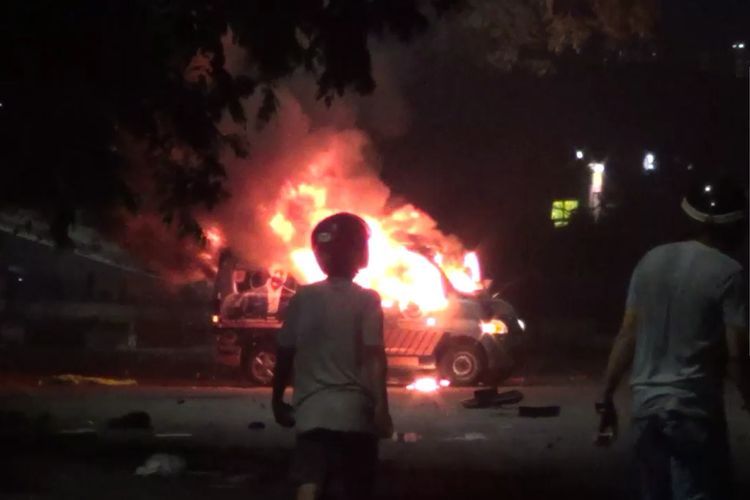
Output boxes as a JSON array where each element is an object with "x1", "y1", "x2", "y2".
[{"x1": 599, "y1": 177, "x2": 749, "y2": 500}]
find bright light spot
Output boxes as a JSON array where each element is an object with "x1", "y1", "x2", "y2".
[
  {"x1": 406, "y1": 377, "x2": 441, "y2": 393},
  {"x1": 643, "y1": 152, "x2": 656, "y2": 171},
  {"x1": 733, "y1": 43, "x2": 738, "y2": 49},
  {"x1": 517, "y1": 319, "x2": 526, "y2": 331},
  {"x1": 710, "y1": 202, "x2": 716, "y2": 207},
  {"x1": 381, "y1": 299, "x2": 394, "y2": 309},
  {"x1": 590, "y1": 162, "x2": 605, "y2": 174},
  {"x1": 17, "y1": 277, "x2": 23, "y2": 282},
  {"x1": 739, "y1": 43, "x2": 746, "y2": 49},
  {"x1": 464, "y1": 251, "x2": 481, "y2": 284},
  {"x1": 439, "y1": 379, "x2": 451, "y2": 387},
  {"x1": 211, "y1": 314, "x2": 220, "y2": 324},
  {"x1": 588, "y1": 162, "x2": 606, "y2": 220},
  {"x1": 204, "y1": 227, "x2": 224, "y2": 247},
  {"x1": 575, "y1": 149, "x2": 584, "y2": 160},
  {"x1": 704, "y1": 185, "x2": 712, "y2": 193},
  {"x1": 269, "y1": 213, "x2": 295, "y2": 243},
  {"x1": 426, "y1": 317, "x2": 437, "y2": 327},
  {"x1": 480, "y1": 319, "x2": 509, "y2": 335}
]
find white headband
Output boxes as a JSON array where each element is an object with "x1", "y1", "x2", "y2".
[{"x1": 681, "y1": 198, "x2": 746, "y2": 224}]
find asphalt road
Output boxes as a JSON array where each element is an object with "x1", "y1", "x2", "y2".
[{"x1": 1, "y1": 382, "x2": 749, "y2": 499}]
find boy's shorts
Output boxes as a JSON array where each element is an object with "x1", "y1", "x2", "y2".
[{"x1": 290, "y1": 428, "x2": 378, "y2": 497}]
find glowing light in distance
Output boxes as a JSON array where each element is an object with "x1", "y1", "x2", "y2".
[
  {"x1": 704, "y1": 185, "x2": 712, "y2": 193},
  {"x1": 426, "y1": 317, "x2": 437, "y2": 327},
  {"x1": 575, "y1": 149, "x2": 584, "y2": 160},
  {"x1": 517, "y1": 319, "x2": 526, "y2": 331}
]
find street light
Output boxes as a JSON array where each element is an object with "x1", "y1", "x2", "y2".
[
  {"x1": 643, "y1": 152, "x2": 656, "y2": 171},
  {"x1": 575, "y1": 149, "x2": 584, "y2": 160},
  {"x1": 588, "y1": 161, "x2": 605, "y2": 221}
]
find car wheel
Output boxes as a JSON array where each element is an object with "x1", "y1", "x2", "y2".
[
  {"x1": 242, "y1": 346, "x2": 276, "y2": 386},
  {"x1": 439, "y1": 345, "x2": 485, "y2": 386}
]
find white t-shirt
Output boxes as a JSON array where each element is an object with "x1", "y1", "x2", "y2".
[
  {"x1": 276, "y1": 278, "x2": 384, "y2": 434},
  {"x1": 628, "y1": 241, "x2": 747, "y2": 420}
]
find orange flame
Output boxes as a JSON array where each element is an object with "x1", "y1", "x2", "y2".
[{"x1": 266, "y1": 162, "x2": 482, "y2": 314}]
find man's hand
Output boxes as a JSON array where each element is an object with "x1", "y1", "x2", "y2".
[
  {"x1": 594, "y1": 400, "x2": 618, "y2": 447},
  {"x1": 374, "y1": 404, "x2": 393, "y2": 439},
  {"x1": 272, "y1": 399, "x2": 295, "y2": 428}
]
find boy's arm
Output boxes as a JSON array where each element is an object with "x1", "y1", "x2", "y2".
[
  {"x1": 272, "y1": 293, "x2": 300, "y2": 428},
  {"x1": 272, "y1": 347, "x2": 295, "y2": 404},
  {"x1": 362, "y1": 292, "x2": 392, "y2": 437},
  {"x1": 364, "y1": 346, "x2": 389, "y2": 411}
]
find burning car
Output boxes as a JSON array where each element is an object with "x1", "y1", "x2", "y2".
[
  {"x1": 207, "y1": 156, "x2": 526, "y2": 386},
  {"x1": 212, "y1": 252, "x2": 525, "y2": 386}
]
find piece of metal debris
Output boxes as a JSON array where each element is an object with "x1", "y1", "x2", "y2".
[
  {"x1": 462, "y1": 389, "x2": 524, "y2": 409},
  {"x1": 135, "y1": 454, "x2": 186, "y2": 477},
  {"x1": 518, "y1": 406, "x2": 561, "y2": 418},
  {"x1": 107, "y1": 411, "x2": 152, "y2": 430},
  {"x1": 39, "y1": 374, "x2": 137, "y2": 386}
]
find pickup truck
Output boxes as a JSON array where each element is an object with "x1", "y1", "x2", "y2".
[{"x1": 212, "y1": 252, "x2": 525, "y2": 386}]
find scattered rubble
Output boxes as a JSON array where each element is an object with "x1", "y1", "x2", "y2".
[
  {"x1": 518, "y1": 406, "x2": 561, "y2": 418},
  {"x1": 135, "y1": 453, "x2": 187, "y2": 477},
  {"x1": 39, "y1": 374, "x2": 137, "y2": 387},
  {"x1": 106, "y1": 411, "x2": 152, "y2": 430},
  {"x1": 443, "y1": 432, "x2": 488, "y2": 442},
  {"x1": 392, "y1": 432, "x2": 421, "y2": 443},
  {"x1": 462, "y1": 388, "x2": 524, "y2": 409}
]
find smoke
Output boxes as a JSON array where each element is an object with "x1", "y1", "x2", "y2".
[
  {"x1": 204, "y1": 89, "x2": 389, "y2": 269},
  {"x1": 198, "y1": 42, "x2": 416, "y2": 271},
  {"x1": 116, "y1": 39, "x2": 459, "y2": 283}
]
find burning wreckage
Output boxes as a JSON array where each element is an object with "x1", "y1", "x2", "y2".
[{"x1": 209, "y1": 167, "x2": 526, "y2": 387}]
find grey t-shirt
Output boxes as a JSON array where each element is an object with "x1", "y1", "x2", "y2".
[
  {"x1": 277, "y1": 278, "x2": 384, "y2": 434},
  {"x1": 628, "y1": 241, "x2": 747, "y2": 420}
]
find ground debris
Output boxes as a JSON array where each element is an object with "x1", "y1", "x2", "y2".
[
  {"x1": 462, "y1": 389, "x2": 524, "y2": 409},
  {"x1": 39, "y1": 374, "x2": 137, "y2": 386},
  {"x1": 442, "y1": 432, "x2": 488, "y2": 442},
  {"x1": 135, "y1": 453, "x2": 187, "y2": 477},
  {"x1": 518, "y1": 406, "x2": 561, "y2": 418},
  {"x1": 392, "y1": 432, "x2": 421, "y2": 443},
  {"x1": 106, "y1": 411, "x2": 152, "y2": 430}
]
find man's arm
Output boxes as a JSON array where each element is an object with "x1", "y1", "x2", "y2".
[
  {"x1": 601, "y1": 309, "x2": 638, "y2": 402},
  {"x1": 726, "y1": 326, "x2": 750, "y2": 409}
]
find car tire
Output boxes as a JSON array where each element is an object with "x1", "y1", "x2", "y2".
[
  {"x1": 242, "y1": 345, "x2": 276, "y2": 386},
  {"x1": 439, "y1": 345, "x2": 486, "y2": 386}
]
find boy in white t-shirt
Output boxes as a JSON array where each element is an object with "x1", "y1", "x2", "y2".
[{"x1": 272, "y1": 212, "x2": 392, "y2": 500}]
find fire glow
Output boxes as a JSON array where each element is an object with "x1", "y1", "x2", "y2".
[
  {"x1": 406, "y1": 377, "x2": 450, "y2": 393},
  {"x1": 266, "y1": 160, "x2": 483, "y2": 314}
]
